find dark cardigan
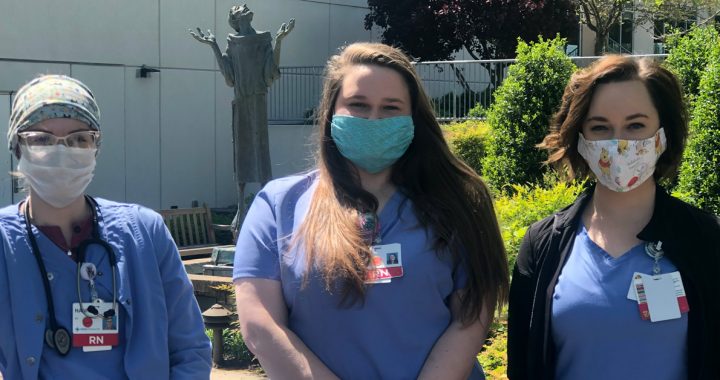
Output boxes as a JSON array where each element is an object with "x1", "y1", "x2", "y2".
[{"x1": 507, "y1": 184, "x2": 720, "y2": 379}]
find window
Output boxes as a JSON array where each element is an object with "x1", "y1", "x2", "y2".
[
  {"x1": 653, "y1": 16, "x2": 696, "y2": 53},
  {"x1": 566, "y1": 23, "x2": 581, "y2": 56},
  {"x1": 609, "y1": 10, "x2": 634, "y2": 53}
]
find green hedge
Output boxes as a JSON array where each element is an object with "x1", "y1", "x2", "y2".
[
  {"x1": 467, "y1": 102, "x2": 487, "y2": 119},
  {"x1": 443, "y1": 120, "x2": 490, "y2": 175},
  {"x1": 478, "y1": 308, "x2": 508, "y2": 379},
  {"x1": 676, "y1": 49, "x2": 720, "y2": 214},
  {"x1": 481, "y1": 36, "x2": 576, "y2": 192},
  {"x1": 478, "y1": 178, "x2": 583, "y2": 379},
  {"x1": 494, "y1": 178, "x2": 584, "y2": 269},
  {"x1": 664, "y1": 26, "x2": 720, "y2": 110}
]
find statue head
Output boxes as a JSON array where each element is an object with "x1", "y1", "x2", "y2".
[{"x1": 228, "y1": 4, "x2": 254, "y2": 31}]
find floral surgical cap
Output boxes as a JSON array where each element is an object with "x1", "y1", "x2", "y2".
[{"x1": 8, "y1": 75, "x2": 101, "y2": 152}]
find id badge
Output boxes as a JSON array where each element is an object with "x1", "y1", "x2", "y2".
[
  {"x1": 365, "y1": 243, "x2": 403, "y2": 284},
  {"x1": 627, "y1": 271, "x2": 689, "y2": 314},
  {"x1": 628, "y1": 272, "x2": 685, "y2": 322},
  {"x1": 373, "y1": 243, "x2": 403, "y2": 278},
  {"x1": 72, "y1": 299, "x2": 119, "y2": 352},
  {"x1": 365, "y1": 258, "x2": 392, "y2": 284}
]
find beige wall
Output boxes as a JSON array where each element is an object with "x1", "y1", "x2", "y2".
[
  {"x1": 0, "y1": 94, "x2": 11, "y2": 206},
  {"x1": 0, "y1": 0, "x2": 373, "y2": 209},
  {"x1": 580, "y1": 23, "x2": 658, "y2": 55}
]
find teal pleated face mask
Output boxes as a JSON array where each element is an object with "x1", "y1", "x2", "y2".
[{"x1": 330, "y1": 115, "x2": 415, "y2": 174}]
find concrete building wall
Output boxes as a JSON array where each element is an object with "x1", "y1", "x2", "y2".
[
  {"x1": 580, "y1": 25, "x2": 596, "y2": 56},
  {"x1": 580, "y1": 22, "x2": 657, "y2": 56},
  {"x1": 633, "y1": 20, "x2": 656, "y2": 55},
  {"x1": 0, "y1": 0, "x2": 374, "y2": 209},
  {"x1": 0, "y1": 94, "x2": 11, "y2": 206}
]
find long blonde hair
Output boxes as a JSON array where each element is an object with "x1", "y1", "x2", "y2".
[{"x1": 296, "y1": 43, "x2": 508, "y2": 323}]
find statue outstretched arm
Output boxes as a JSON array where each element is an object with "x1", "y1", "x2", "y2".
[
  {"x1": 272, "y1": 19, "x2": 295, "y2": 74},
  {"x1": 190, "y1": 27, "x2": 235, "y2": 87}
]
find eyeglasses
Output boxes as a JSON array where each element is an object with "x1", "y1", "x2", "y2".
[{"x1": 18, "y1": 130, "x2": 100, "y2": 149}]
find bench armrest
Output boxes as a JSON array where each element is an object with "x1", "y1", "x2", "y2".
[{"x1": 212, "y1": 223, "x2": 233, "y2": 232}]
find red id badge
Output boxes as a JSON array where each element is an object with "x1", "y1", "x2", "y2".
[
  {"x1": 372, "y1": 243, "x2": 403, "y2": 278},
  {"x1": 365, "y1": 255, "x2": 392, "y2": 284},
  {"x1": 72, "y1": 299, "x2": 119, "y2": 352}
]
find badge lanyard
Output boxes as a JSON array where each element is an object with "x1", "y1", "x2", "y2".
[
  {"x1": 358, "y1": 211, "x2": 380, "y2": 244},
  {"x1": 644, "y1": 241, "x2": 663, "y2": 275},
  {"x1": 23, "y1": 195, "x2": 118, "y2": 356}
]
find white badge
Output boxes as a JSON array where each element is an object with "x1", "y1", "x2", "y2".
[
  {"x1": 629, "y1": 272, "x2": 683, "y2": 322},
  {"x1": 72, "y1": 299, "x2": 119, "y2": 352}
]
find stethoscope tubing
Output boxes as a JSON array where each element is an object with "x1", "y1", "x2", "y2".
[
  {"x1": 24, "y1": 205, "x2": 62, "y2": 333},
  {"x1": 23, "y1": 195, "x2": 119, "y2": 354}
]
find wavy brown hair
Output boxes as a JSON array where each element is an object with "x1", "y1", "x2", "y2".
[
  {"x1": 539, "y1": 55, "x2": 688, "y2": 180},
  {"x1": 295, "y1": 42, "x2": 508, "y2": 324}
]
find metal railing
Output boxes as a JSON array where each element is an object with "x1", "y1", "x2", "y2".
[
  {"x1": 268, "y1": 54, "x2": 667, "y2": 124},
  {"x1": 415, "y1": 59, "x2": 511, "y2": 121},
  {"x1": 608, "y1": 37, "x2": 633, "y2": 54},
  {"x1": 268, "y1": 66, "x2": 324, "y2": 124}
]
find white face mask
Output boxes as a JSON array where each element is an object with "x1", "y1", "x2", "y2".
[
  {"x1": 17, "y1": 144, "x2": 97, "y2": 208},
  {"x1": 578, "y1": 128, "x2": 667, "y2": 193}
]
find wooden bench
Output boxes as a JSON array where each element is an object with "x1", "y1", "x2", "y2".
[{"x1": 159, "y1": 204, "x2": 234, "y2": 258}]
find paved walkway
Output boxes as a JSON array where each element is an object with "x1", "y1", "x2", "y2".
[{"x1": 212, "y1": 367, "x2": 267, "y2": 379}]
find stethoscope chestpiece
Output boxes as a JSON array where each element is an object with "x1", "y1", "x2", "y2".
[{"x1": 45, "y1": 327, "x2": 71, "y2": 356}]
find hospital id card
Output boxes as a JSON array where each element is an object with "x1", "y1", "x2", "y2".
[
  {"x1": 628, "y1": 272, "x2": 687, "y2": 322},
  {"x1": 72, "y1": 299, "x2": 119, "y2": 352}
]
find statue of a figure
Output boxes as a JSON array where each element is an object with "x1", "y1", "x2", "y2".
[{"x1": 190, "y1": 4, "x2": 294, "y2": 234}]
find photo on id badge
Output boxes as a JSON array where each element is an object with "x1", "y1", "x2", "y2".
[{"x1": 374, "y1": 243, "x2": 403, "y2": 278}]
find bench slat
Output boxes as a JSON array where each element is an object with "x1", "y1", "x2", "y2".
[
  {"x1": 159, "y1": 204, "x2": 229, "y2": 258},
  {"x1": 167, "y1": 216, "x2": 178, "y2": 244},
  {"x1": 194, "y1": 212, "x2": 203, "y2": 245},
  {"x1": 198, "y1": 212, "x2": 208, "y2": 244},
  {"x1": 204, "y1": 204, "x2": 217, "y2": 244},
  {"x1": 188, "y1": 213, "x2": 198, "y2": 246}
]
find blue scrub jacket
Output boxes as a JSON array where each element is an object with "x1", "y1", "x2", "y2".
[{"x1": 0, "y1": 198, "x2": 212, "y2": 379}]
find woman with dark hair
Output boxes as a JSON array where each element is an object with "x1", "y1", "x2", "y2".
[
  {"x1": 507, "y1": 55, "x2": 720, "y2": 379},
  {"x1": 233, "y1": 42, "x2": 508, "y2": 379}
]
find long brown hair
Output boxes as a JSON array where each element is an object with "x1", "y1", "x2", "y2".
[
  {"x1": 540, "y1": 55, "x2": 688, "y2": 180},
  {"x1": 296, "y1": 42, "x2": 508, "y2": 323}
]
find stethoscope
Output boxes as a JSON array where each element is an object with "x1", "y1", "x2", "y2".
[{"x1": 23, "y1": 195, "x2": 118, "y2": 356}]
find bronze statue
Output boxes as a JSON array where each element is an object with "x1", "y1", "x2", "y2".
[{"x1": 191, "y1": 4, "x2": 294, "y2": 234}]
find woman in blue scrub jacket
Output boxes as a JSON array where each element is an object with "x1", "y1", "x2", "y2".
[
  {"x1": 233, "y1": 42, "x2": 509, "y2": 379},
  {"x1": 0, "y1": 75, "x2": 212, "y2": 379}
]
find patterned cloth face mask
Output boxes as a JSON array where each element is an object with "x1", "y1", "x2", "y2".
[
  {"x1": 331, "y1": 115, "x2": 415, "y2": 174},
  {"x1": 578, "y1": 128, "x2": 667, "y2": 193}
]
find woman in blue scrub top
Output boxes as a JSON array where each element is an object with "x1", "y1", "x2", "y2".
[
  {"x1": 233, "y1": 42, "x2": 509, "y2": 379},
  {"x1": 507, "y1": 56, "x2": 720, "y2": 379},
  {"x1": 0, "y1": 75, "x2": 212, "y2": 379}
]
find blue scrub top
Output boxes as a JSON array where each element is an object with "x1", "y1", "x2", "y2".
[
  {"x1": 234, "y1": 172, "x2": 485, "y2": 380},
  {"x1": 0, "y1": 199, "x2": 212, "y2": 380},
  {"x1": 552, "y1": 224, "x2": 688, "y2": 380}
]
